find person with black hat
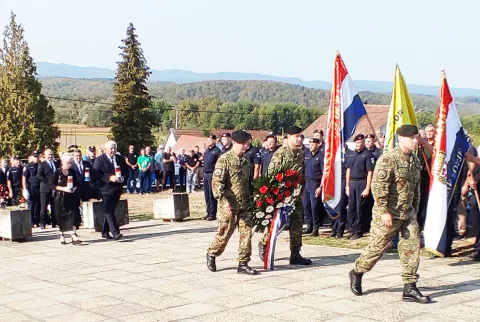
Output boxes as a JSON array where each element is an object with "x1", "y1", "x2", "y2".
[
  {"x1": 298, "y1": 134, "x2": 308, "y2": 156},
  {"x1": 23, "y1": 151, "x2": 41, "y2": 226},
  {"x1": 243, "y1": 133, "x2": 261, "y2": 180},
  {"x1": 330, "y1": 144, "x2": 355, "y2": 238},
  {"x1": 83, "y1": 146, "x2": 100, "y2": 200},
  {"x1": 7, "y1": 156, "x2": 23, "y2": 206},
  {"x1": 345, "y1": 134, "x2": 374, "y2": 240},
  {"x1": 203, "y1": 134, "x2": 222, "y2": 220},
  {"x1": 220, "y1": 133, "x2": 232, "y2": 155},
  {"x1": 258, "y1": 126, "x2": 312, "y2": 266},
  {"x1": 206, "y1": 130, "x2": 257, "y2": 275},
  {"x1": 303, "y1": 138, "x2": 327, "y2": 236},
  {"x1": 260, "y1": 135, "x2": 278, "y2": 177},
  {"x1": 364, "y1": 134, "x2": 382, "y2": 233},
  {"x1": 349, "y1": 124, "x2": 431, "y2": 304}
]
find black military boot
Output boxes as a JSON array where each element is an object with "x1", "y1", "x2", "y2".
[
  {"x1": 289, "y1": 248, "x2": 312, "y2": 265},
  {"x1": 402, "y1": 283, "x2": 432, "y2": 303},
  {"x1": 237, "y1": 262, "x2": 258, "y2": 275},
  {"x1": 329, "y1": 230, "x2": 337, "y2": 238},
  {"x1": 206, "y1": 253, "x2": 216, "y2": 272},
  {"x1": 302, "y1": 225, "x2": 313, "y2": 234},
  {"x1": 311, "y1": 227, "x2": 319, "y2": 237},
  {"x1": 349, "y1": 270, "x2": 363, "y2": 296},
  {"x1": 258, "y1": 241, "x2": 266, "y2": 262}
]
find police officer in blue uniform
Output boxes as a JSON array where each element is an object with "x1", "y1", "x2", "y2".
[
  {"x1": 330, "y1": 144, "x2": 355, "y2": 238},
  {"x1": 303, "y1": 138, "x2": 327, "y2": 236},
  {"x1": 243, "y1": 134, "x2": 261, "y2": 179},
  {"x1": 260, "y1": 135, "x2": 278, "y2": 177},
  {"x1": 363, "y1": 134, "x2": 382, "y2": 233},
  {"x1": 7, "y1": 156, "x2": 23, "y2": 206},
  {"x1": 220, "y1": 133, "x2": 232, "y2": 155},
  {"x1": 23, "y1": 151, "x2": 41, "y2": 226},
  {"x1": 346, "y1": 134, "x2": 374, "y2": 240},
  {"x1": 203, "y1": 134, "x2": 222, "y2": 220}
]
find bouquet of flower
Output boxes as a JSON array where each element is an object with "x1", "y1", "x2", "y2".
[{"x1": 250, "y1": 162, "x2": 303, "y2": 233}]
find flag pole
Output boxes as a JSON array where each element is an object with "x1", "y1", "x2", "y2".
[
  {"x1": 419, "y1": 146, "x2": 432, "y2": 179},
  {"x1": 365, "y1": 114, "x2": 376, "y2": 134}
]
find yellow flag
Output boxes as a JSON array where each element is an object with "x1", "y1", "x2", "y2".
[{"x1": 384, "y1": 64, "x2": 419, "y2": 150}]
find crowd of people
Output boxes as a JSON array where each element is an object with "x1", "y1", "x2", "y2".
[{"x1": 2, "y1": 123, "x2": 480, "y2": 302}]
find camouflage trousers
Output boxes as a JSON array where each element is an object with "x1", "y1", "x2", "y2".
[
  {"x1": 260, "y1": 201, "x2": 303, "y2": 250},
  {"x1": 354, "y1": 214, "x2": 420, "y2": 284},
  {"x1": 207, "y1": 207, "x2": 253, "y2": 263}
]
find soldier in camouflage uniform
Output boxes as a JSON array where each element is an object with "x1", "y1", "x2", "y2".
[
  {"x1": 349, "y1": 125, "x2": 431, "y2": 304},
  {"x1": 206, "y1": 130, "x2": 258, "y2": 275},
  {"x1": 258, "y1": 126, "x2": 312, "y2": 266}
]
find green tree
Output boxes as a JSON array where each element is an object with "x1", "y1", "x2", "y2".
[
  {"x1": 109, "y1": 23, "x2": 157, "y2": 152},
  {"x1": 0, "y1": 12, "x2": 59, "y2": 156}
]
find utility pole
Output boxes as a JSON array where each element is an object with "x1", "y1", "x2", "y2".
[{"x1": 175, "y1": 107, "x2": 179, "y2": 130}]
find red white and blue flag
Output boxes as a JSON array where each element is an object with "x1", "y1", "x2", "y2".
[
  {"x1": 322, "y1": 52, "x2": 367, "y2": 217},
  {"x1": 424, "y1": 71, "x2": 469, "y2": 257}
]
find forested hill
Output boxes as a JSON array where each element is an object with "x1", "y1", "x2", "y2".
[{"x1": 40, "y1": 77, "x2": 480, "y2": 113}]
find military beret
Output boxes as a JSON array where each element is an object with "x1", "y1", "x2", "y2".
[
  {"x1": 88, "y1": 146, "x2": 96, "y2": 152},
  {"x1": 365, "y1": 134, "x2": 376, "y2": 139},
  {"x1": 309, "y1": 138, "x2": 320, "y2": 144},
  {"x1": 31, "y1": 150, "x2": 40, "y2": 157},
  {"x1": 231, "y1": 130, "x2": 249, "y2": 144},
  {"x1": 208, "y1": 134, "x2": 217, "y2": 140},
  {"x1": 299, "y1": 134, "x2": 305, "y2": 139},
  {"x1": 313, "y1": 130, "x2": 324, "y2": 135},
  {"x1": 12, "y1": 155, "x2": 20, "y2": 161},
  {"x1": 221, "y1": 133, "x2": 231, "y2": 138},
  {"x1": 353, "y1": 134, "x2": 365, "y2": 141},
  {"x1": 396, "y1": 125, "x2": 419, "y2": 137},
  {"x1": 285, "y1": 126, "x2": 302, "y2": 135}
]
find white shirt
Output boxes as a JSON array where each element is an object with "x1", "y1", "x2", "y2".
[
  {"x1": 110, "y1": 156, "x2": 117, "y2": 168},
  {"x1": 77, "y1": 162, "x2": 83, "y2": 172},
  {"x1": 49, "y1": 161, "x2": 56, "y2": 171}
]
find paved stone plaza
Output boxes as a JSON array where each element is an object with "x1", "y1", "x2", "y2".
[{"x1": 1, "y1": 219, "x2": 480, "y2": 321}]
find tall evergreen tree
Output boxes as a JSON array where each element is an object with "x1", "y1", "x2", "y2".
[
  {"x1": 0, "y1": 12, "x2": 59, "y2": 156},
  {"x1": 110, "y1": 23, "x2": 156, "y2": 152}
]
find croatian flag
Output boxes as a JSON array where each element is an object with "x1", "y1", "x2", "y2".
[
  {"x1": 424, "y1": 71, "x2": 469, "y2": 257},
  {"x1": 322, "y1": 52, "x2": 367, "y2": 217},
  {"x1": 264, "y1": 206, "x2": 291, "y2": 270}
]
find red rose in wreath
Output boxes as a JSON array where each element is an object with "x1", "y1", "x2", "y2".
[
  {"x1": 292, "y1": 181, "x2": 298, "y2": 188},
  {"x1": 266, "y1": 197, "x2": 274, "y2": 205},
  {"x1": 286, "y1": 169, "x2": 293, "y2": 176},
  {"x1": 284, "y1": 181, "x2": 292, "y2": 188},
  {"x1": 276, "y1": 193, "x2": 283, "y2": 201},
  {"x1": 272, "y1": 187, "x2": 280, "y2": 195},
  {"x1": 275, "y1": 173, "x2": 284, "y2": 182},
  {"x1": 284, "y1": 190, "x2": 291, "y2": 197},
  {"x1": 259, "y1": 186, "x2": 268, "y2": 194},
  {"x1": 292, "y1": 170, "x2": 298, "y2": 175},
  {"x1": 256, "y1": 200, "x2": 263, "y2": 208}
]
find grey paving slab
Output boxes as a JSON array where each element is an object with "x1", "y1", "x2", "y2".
[{"x1": 0, "y1": 218, "x2": 478, "y2": 321}]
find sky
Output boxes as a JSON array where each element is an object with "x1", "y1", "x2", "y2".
[{"x1": 1, "y1": 0, "x2": 480, "y2": 88}]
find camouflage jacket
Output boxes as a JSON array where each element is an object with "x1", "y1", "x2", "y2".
[
  {"x1": 371, "y1": 147, "x2": 421, "y2": 220},
  {"x1": 212, "y1": 150, "x2": 252, "y2": 211},
  {"x1": 267, "y1": 145, "x2": 304, "y2": 177}
]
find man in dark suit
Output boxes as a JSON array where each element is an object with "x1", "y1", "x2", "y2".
[
  {"x1": 93, "y1": 141, "x2": 126, "y2": 240},
  {"x1": 72, "y1": 149, "x2": 91, "y2": 229},
  {"x1": 37, "y1": 149, "x2": 59, "y2": 229}
]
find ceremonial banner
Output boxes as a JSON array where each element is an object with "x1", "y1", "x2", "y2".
[
  {"x1": 424, "y1": 71, "x2": 468, "y2": 256},
  {"x1": 384, "y1": 65, "x2": 419, "y2": 151},
  {"x1": 322, "y1": 52, "x2": 367, "y2": 217}
]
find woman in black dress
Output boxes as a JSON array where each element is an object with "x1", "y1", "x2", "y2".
[{"x1": 50, "y1": 154, "x2": 82, "y2": 245}]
